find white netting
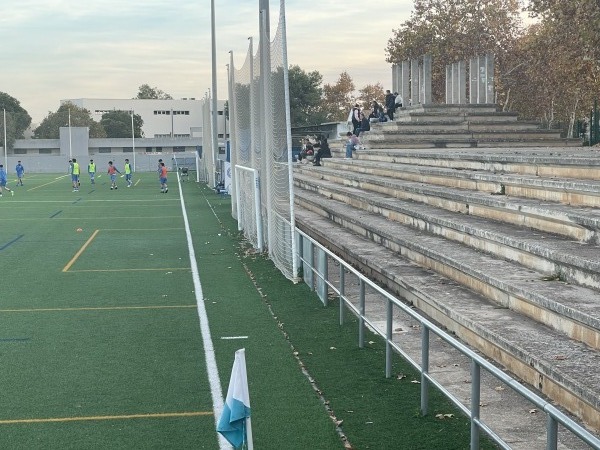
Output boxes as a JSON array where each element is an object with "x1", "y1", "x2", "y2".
[
  {"x1": 235, "y1": 167, "x2": 260, "y2": 250},
  {"x1": 230, "y1": 1, "x2": 297, "y2": 280}
]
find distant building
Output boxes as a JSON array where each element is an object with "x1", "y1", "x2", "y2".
[{"x1": 62, "y1": 98, "x2": 227, "y2": 141}]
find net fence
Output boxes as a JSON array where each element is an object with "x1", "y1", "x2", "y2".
[{"x1": 230, "y1": 1, "x2": 297, "y2": 280}]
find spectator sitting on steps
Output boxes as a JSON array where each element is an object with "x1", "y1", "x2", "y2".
[
  {"x1": 370, "y1": 101, "x2": 384, "y2": 122},
  {"x1": 313, "y1": 136, "x2": 332, "y2": 166},
  {"x1": 297, "y1": 138, "x2": 314, "y2": 163},
  {"x1": 345, "y1": 132, "x2": 360, "y2": 159},
  {"x1": 356, "y1": 111, "x2": 371, "y2": 137}
]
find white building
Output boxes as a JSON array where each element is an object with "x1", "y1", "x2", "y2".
[{"x1": 63, "y1": 98, "x2": 227, "y2": 141}]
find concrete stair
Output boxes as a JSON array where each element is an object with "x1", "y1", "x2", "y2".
[
  {"x1": 292, "y1": 146, "x2": 600, "y2": 435},
  {"x1": 358, "y1": 104, "x2": 581, "y2": 148}
]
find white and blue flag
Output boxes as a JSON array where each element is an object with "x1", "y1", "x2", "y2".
[{"x1": 217, "y1": 348, "x2": 253, "y2": 449}]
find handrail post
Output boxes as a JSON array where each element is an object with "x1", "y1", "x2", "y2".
[
  {"x1": 339, "y1": 265, "x2": 345, "y2": 326},
  {"x1": 359, "y1": 279, "x2": 365, "y2": 348},
  {"x1": 421, "y1": 325, "x2": 430, "y2": 415},
  {"x1": 470, "y1": 360, "x2": 481, "y2": 450},
  {"x1": 546, "y1": 415, "x2": 558, "y2": 450},
  {"x1": 386, "y1": 299, "x2": 393, "y2": 378}
]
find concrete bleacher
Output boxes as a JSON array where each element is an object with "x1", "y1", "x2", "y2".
[
  {"x1": 358, "y1": 104, "x2": 581, "y2": 148},
  {"x1": 293, "y1": 109, "x2": 600, "y2": 438}
]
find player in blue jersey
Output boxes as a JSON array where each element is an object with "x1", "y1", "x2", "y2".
[
  {"x1": 15, "y1": 161, "x2": 24, "y2": 186},
  {"x1": 0, "y1": 164, "x2": 14, "y2": 197}
]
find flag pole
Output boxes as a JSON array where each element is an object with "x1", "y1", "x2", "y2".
[{"x1": 217, "y1": 348, "x2": 253, "y2": 449}]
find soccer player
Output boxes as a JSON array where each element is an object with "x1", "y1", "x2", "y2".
[
  {"x1": 159, "y1": 162, "x2": 168, "y2": 193},
  {"x1": 71, "y1": 158, "x2": 80, "y2": 192},
  {"x1": 88, "y1": 159, "x2": 96, "y2": 184},
  {"x1": 107, "y1": 161, "x2": 121, "y2": 190},
  {"x1": 15, "y1": 161, "x2": 24, "y2": 186},
  {"x1": 0, "y1": 164, "x2": 14, "y2": 197},
  {"x1": 124, "y1": 159, "x2": 133, "y2": 187}
]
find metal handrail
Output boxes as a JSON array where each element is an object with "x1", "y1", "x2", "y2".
[{"x1": 296, "y1": 228, "x2": 600, "y2": 450}]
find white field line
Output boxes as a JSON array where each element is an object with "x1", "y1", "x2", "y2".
[{"x1": 175, "y1": 172, "x2": 228, "y2": 450}]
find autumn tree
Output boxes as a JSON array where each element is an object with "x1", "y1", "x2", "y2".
[
  {"x1": 385, "y1": 0, "x2": 523, "y2": 104},
  {"x1": 0, "y1": 92, "x2": 32, "y2": 150},
  {"x1": 100, "y1": 111, "x2": 144, "y2": 138},
  {"x1": 34, "y1": 102, "x2": 106, "y2": 139},
  {"x1": 357, "y1": 83, "x2": 385, "y2": 111},
  {"x1": 515, "y1": 0, "x2": 600, "y2": 132},
  {"x1": 135, "y1": 84, "x2": 173, "y2": 100},
  {"x1": 320, "y1": 72, "x2": 355, "y2": 122}
]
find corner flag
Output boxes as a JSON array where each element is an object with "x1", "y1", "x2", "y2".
[{"x1": 217, "y1": 349, "x2": 253, "y2": 449}]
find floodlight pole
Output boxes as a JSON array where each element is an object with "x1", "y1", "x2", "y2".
[
  {"x1": 3, "y1": 108, "x2": 7, "y2": 170},
  {"x1": 131, "y1": 110, "x2": 136, "y2": 170},
  {"x1": 68, "y1": 108, "x2": 72, "y2": 159},
  {"x1": 211, "y1": 0, "x2": 219, "y2": 185}
]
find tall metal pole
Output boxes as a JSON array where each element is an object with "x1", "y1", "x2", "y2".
[
  {"x1": 131, "y1": 111, "x2": 136, "y2": 170},
  {"x1": 210, "y1": 0, "x2": 219, "y2": 185},
  {"x1": 279, "y1": 0, "x2": 298, "y2": 278},
  {"x1": 68, "y1": 108, "x2": 72, "y2": 159},
  {"x1": 3, "y1": 109, "x2": 7, "y2": 170}
]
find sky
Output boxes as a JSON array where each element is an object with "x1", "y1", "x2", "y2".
[{"x1": 0, "y1": 0, "x2": 413, "y2": 124}]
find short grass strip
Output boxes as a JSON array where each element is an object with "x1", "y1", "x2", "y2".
[{"x1": 186, "y1": 184, "x2": 495, "y2": 450}]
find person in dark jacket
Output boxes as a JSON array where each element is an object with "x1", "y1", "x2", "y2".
[
  {"x1": 356, "y1": 113, "x2": 371, "y2": 137},
  {"x1": 385, "y1": 90, "x2": 396, "y2": 120},
  {"x1": 313, "y1": 137, "x2": 332, "y2": 166}
]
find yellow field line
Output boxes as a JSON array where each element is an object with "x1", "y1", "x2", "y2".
[
  {"x1": 0, "y1": 305, "x2": 196, "y2": 313},
  {"x1": 62, "y1": 229, "x2": 100, "y2": 273},
  {"x1": 68, "y1": 267, "x2": 190, "y2": 273},
  {"x1": 100, "y1": 228, "x2": 184, "y2": 231},
  {"x1": 0, "y1": 411, "x2": 212, "y2": 425},
  {"x1": 27, "y1": 175, "x2": 69, "y2": 191}
]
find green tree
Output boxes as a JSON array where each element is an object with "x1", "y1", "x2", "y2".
[
  {"x1": 0, "y1": 92, "x2": 32, "y2": 150},
  {"x1": 33, "y1": 102, "x2": 106, "y2": 139},
  {"x1": 287, "y1": 65, "x2": 326, "y2": 127},
  {"x1": 100, "y1": 110, "x2": 144, "y2": 138},
  {"x1": 135, "y1": 84, "x2": 173, "y2": 100},
  {"x1": 320, "y1": 72, "x2": 355, "y2": 122}
]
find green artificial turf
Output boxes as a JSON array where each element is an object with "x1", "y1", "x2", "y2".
[
  {"x1": 188, "y1": 184, "x2": 496, "y2": 450},
  {"x1": 0, "y1": 172, "x2": 493, "y2": 449}
]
